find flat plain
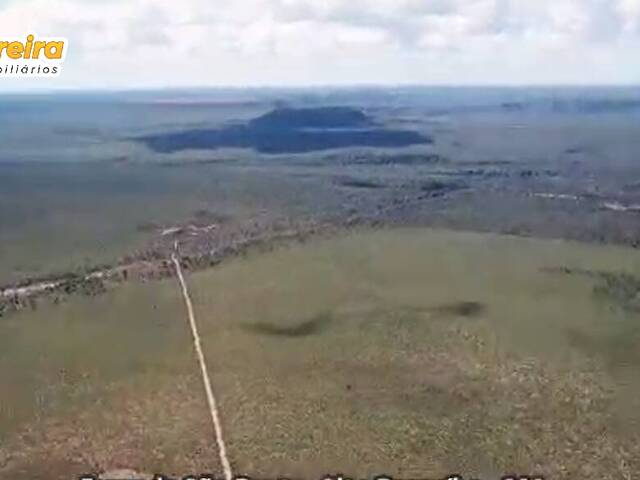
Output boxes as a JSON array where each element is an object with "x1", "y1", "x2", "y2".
[
  {"x1": 2, "y1": 228, "x2": 640, "y2": 479},
  {"x1": 2, "y1": 88, "x2": 640, "y2": 479}
]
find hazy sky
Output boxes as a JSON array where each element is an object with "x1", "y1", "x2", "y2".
[{"x1": 1, "y1": 0, "x2": 639, "y2": 90}]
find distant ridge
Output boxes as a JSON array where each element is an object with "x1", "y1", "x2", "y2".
[
  {"x1": 249, "y1": 107, "x2": 370, "y2": 129},
  {"x1": 138, "y1": 106, "x2": 430, "y2": 154}
]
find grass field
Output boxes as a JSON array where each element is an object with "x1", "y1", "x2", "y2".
[
  {"x1": 2, "y1": 228, "x2": 640, "y2": 479},
  {"x1": 0, "y1": 161, "x2": 338, "y2": 286}
]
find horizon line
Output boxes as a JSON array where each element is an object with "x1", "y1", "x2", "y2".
[{"x1": 1, "y1": 82, "x2": 639, "y2": 96}]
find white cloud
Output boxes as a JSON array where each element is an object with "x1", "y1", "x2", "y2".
[
  {"x1": 0, "y1": 0, "x2": 638, "y2": 89},
  {"x1": 618, "y1": 0, "x2": 640, "y2": 32}
]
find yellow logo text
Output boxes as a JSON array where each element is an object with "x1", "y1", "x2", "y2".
[{"x1": 0, "y1": 34, "x2": 65, "y2": 60}]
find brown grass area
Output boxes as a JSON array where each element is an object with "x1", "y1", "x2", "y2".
[
  {"x1": 3, "y1": 320, "x2": 636, "y2": 480},
  {"x1": 0, "y1": 374, "x2": 222, "y2": 480},
  {"x1": 203, "y1": 320, "x2": 640, "y2": 479}
]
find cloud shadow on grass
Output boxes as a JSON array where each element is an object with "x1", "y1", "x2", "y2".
[{"x1": 242, "y1": 312, "x2": 334, "y2": 338}]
